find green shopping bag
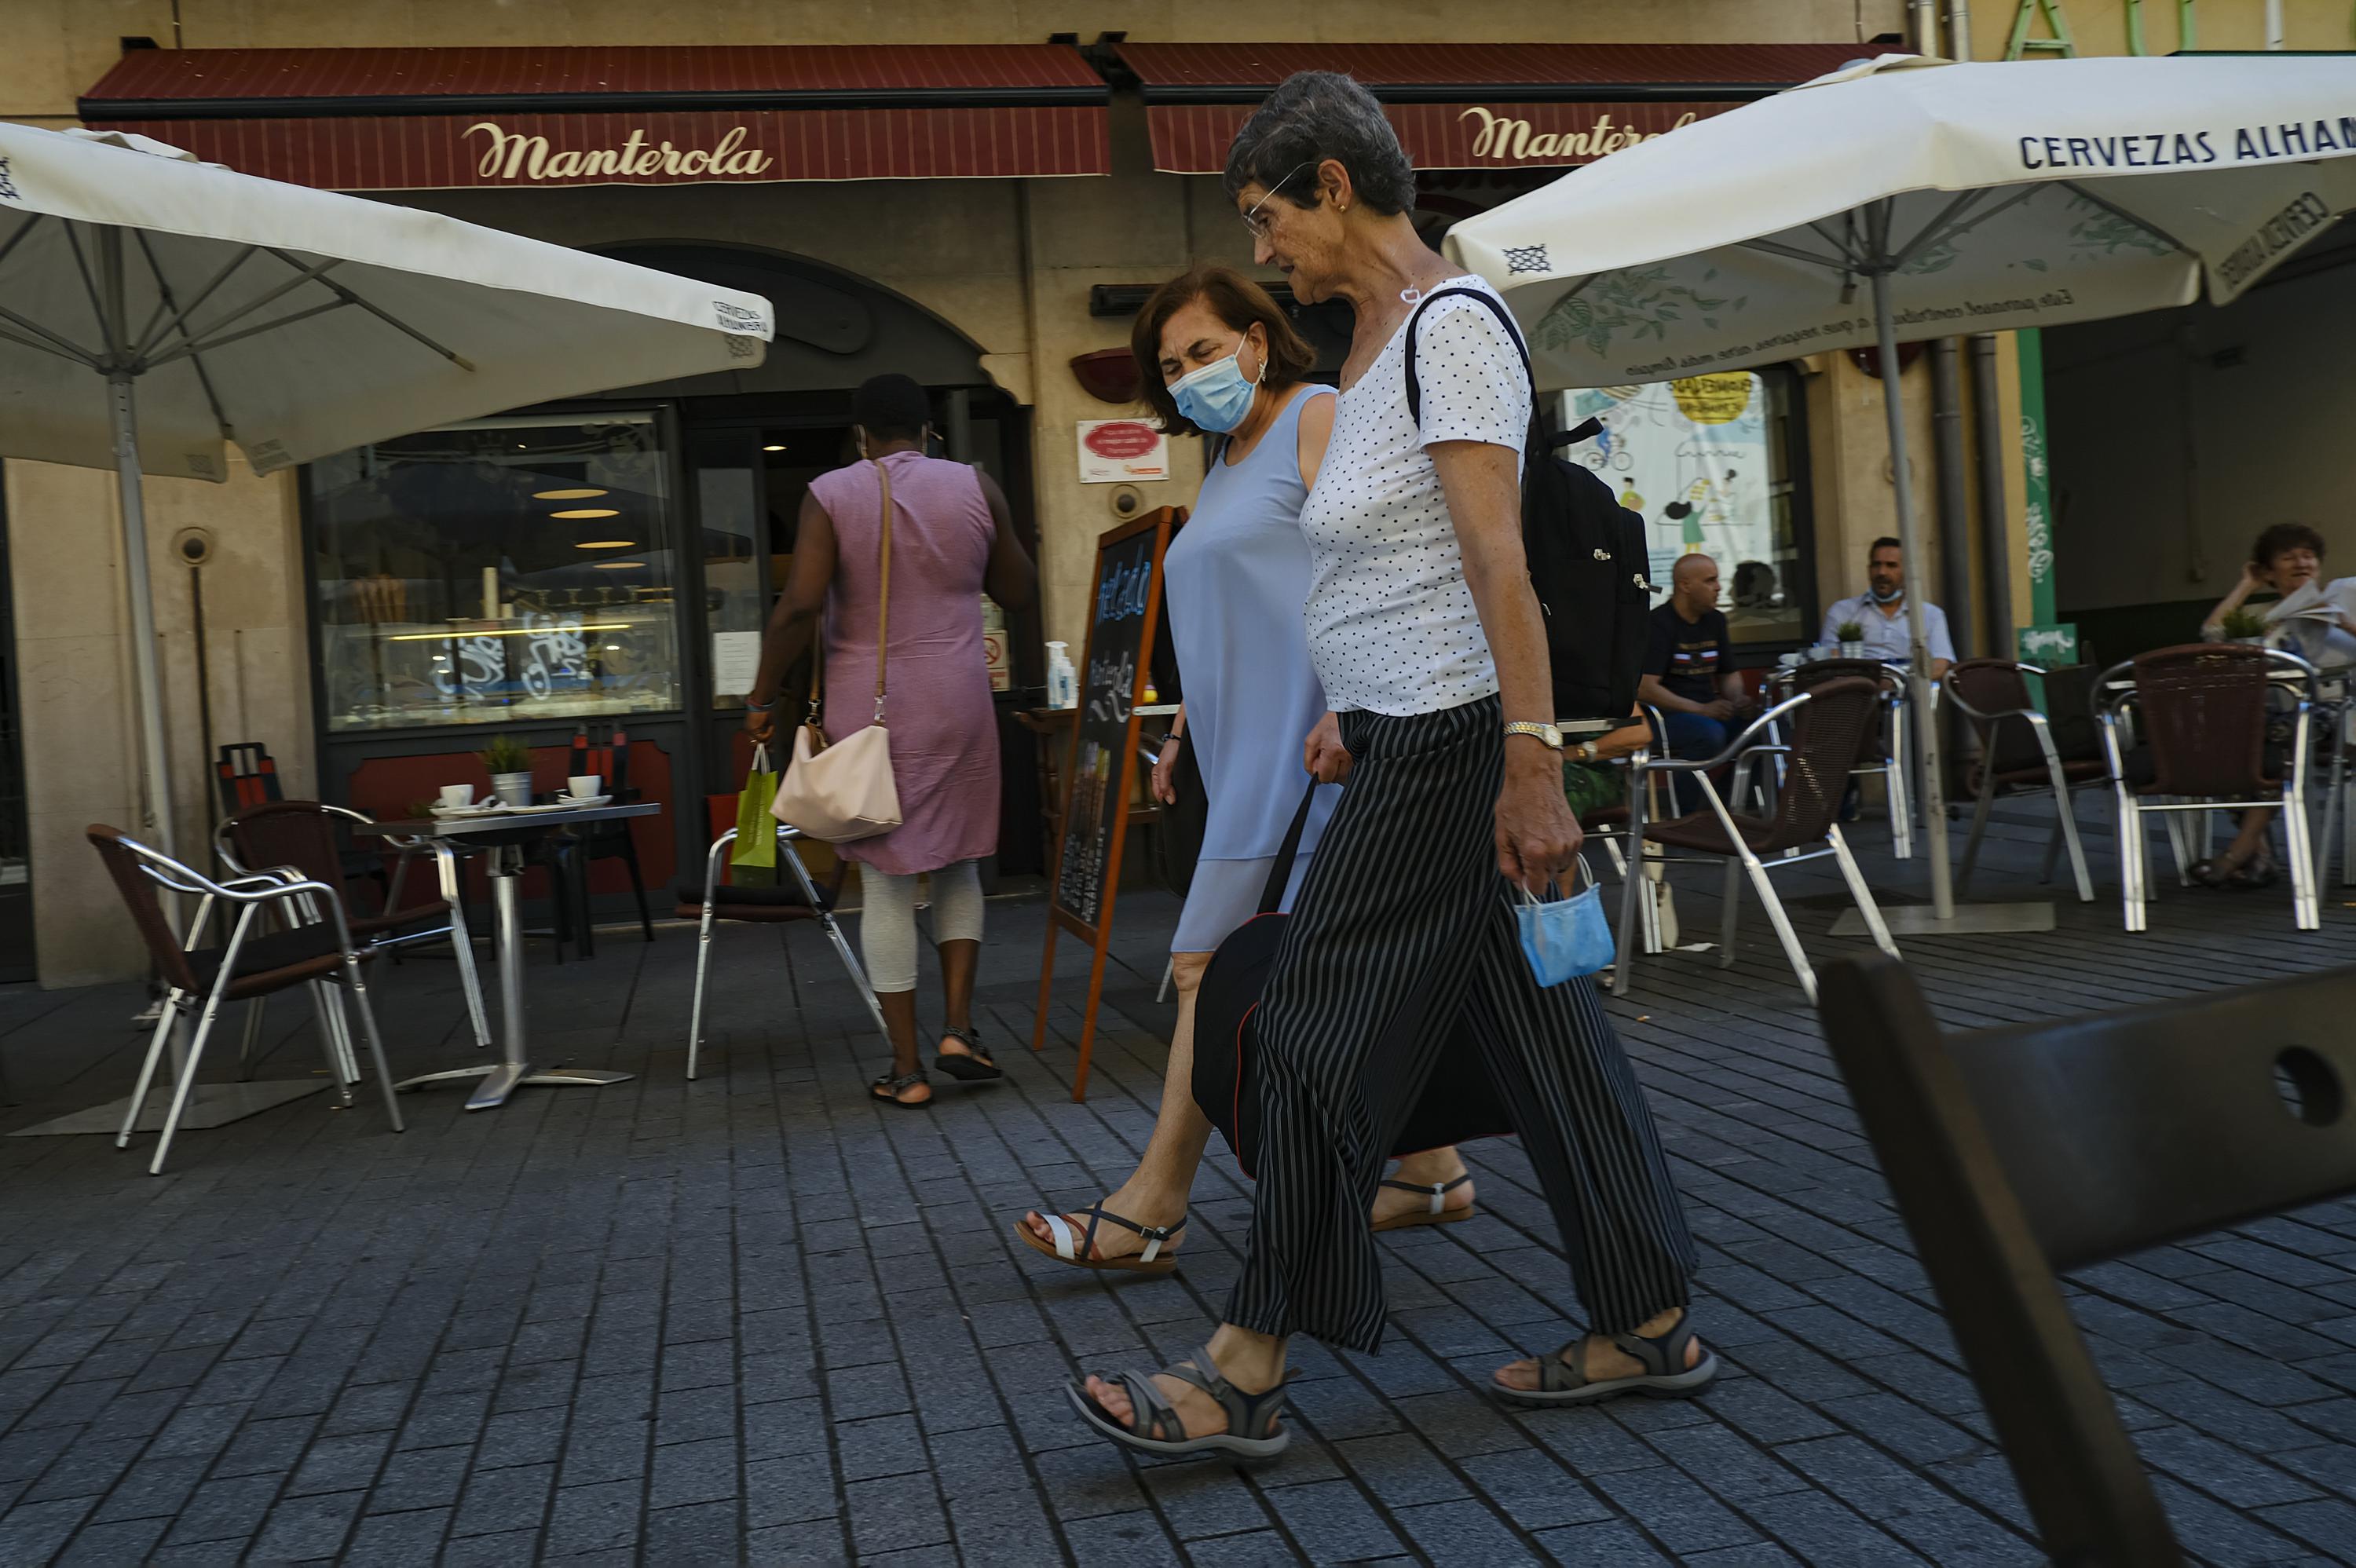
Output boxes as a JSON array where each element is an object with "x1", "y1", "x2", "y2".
[{"x1": 730, "y1": 745, "x2": 780, "y2": 887}]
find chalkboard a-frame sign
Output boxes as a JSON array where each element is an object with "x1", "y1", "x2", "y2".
[{"x1": 1031, "y1": 507, "x2": 1179, "y2": 1100}]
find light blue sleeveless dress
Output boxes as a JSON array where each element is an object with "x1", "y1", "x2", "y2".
[{"x1": 1165, "y1": 385, "x2": 1342, "y2": 953}]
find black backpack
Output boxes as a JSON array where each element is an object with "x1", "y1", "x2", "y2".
[{"x1": 1404, "y1": 287, "x2": 1655, "y2": 725}]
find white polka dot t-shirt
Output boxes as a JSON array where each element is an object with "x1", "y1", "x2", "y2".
[{"x1": 1297, "y1": 275, "x2": 1532, "y2": 717}]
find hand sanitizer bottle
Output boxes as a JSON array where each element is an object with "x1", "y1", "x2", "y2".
[{"x1": 1045, "y1": 641, "x2": 1077, "y2": 709}]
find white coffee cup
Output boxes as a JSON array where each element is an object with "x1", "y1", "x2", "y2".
[
  {"x1": 439, "y1": 784, "x2": 474, "y2": 810},
  {"x1": 566, "y1": 774, "x2": 602, "y2": 801}
]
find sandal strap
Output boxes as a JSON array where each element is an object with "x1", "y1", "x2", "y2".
[
  {"x1": 1112, "y1": 1370, "x2": 1184, "y2": 1444},
  {"x1": 1072, "y1": 1204, "x2": 1185, "y2": 1263},
  {"x1": 1538, "y1": 1312, "x2": 1693, "y2": 1392},
  {"x1": 942, "y1": 1025, "x2": 983, "y2": 1047},
  {"x1": 1160, "y1": 1343, "x2": 1291, "y2": 1441},
  {"x1": 1378, "y1": 1172, "x2": 1472, "y2": 1214},
  {"x1": 873, "y1": 1071, "x2": 926, "y2": 1092}
]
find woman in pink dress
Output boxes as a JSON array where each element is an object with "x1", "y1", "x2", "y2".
[{"x1": 745, "y1": 375, "x2": 1037, "y2": 1107}]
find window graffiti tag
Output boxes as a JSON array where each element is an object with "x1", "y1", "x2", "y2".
[
  {"x1": 521, "y1": 614, "x2": 588, "y2": 698},
  {"x1": 434, "y1": 613, "x2": 589, "y2": 702}
]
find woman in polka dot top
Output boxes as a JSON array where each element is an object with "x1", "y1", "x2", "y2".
[{"x1": 1066, "y1": 71, "x2": 1707, "y2": 1465}]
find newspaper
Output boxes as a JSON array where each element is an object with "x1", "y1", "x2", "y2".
[{"x1": 2263, "y1": 577, "x2": 2356, "y2": 669}]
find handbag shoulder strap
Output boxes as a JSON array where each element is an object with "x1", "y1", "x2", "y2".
[
  {"x1": 1257, "y1": 784, "x2": 1323, "y2": 916},
  {"x1": 872, "y1": 458, "x2": 893, "y2": 711},
  {"x1": 801, "y1": 457, "x2": 898, "y2": 725}
]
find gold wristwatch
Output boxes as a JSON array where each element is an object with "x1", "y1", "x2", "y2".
[{"x1": 1502, "y1": 721, "x2": 1564, "y2": 751}]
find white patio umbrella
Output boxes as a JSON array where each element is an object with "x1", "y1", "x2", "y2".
[
  {"x1": 1447, "y1": 51, "x2": 2356, "y2": 923},
  {"x1": 0, "y1": 124, "x2": 775, "y2": 858}
]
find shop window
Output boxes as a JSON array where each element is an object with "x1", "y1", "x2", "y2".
[
  {"x1": 1559, "y1": 369, "x2": 1810, "y2": 647},
  {"x1": 305, "y1": 413, "x2": 683, "y2": 732}
]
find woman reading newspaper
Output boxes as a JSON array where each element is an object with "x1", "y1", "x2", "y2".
[{"x1": 2192, "y1": 523, "x2": 2354, "y2": 886}]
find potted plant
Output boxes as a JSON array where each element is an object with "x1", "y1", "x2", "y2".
[
  {"x1": 478, "y1": 734, "x2": 534, "y2": 807},
  {"x1": 1835, "y1": 620, "x2": 1867, "y2": 660},
  {"x1": 2219, "y1": 606, "x2": 2270, "y2": 645}
]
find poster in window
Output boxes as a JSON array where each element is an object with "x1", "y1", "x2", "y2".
[{"x1": 1565, "y1": 373, "x2": 1771, "y2": 597}]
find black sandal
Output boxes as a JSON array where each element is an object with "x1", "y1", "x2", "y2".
[
  {"x1": 870, "y1": 1070, "x2": 930, "y2": 1109},
  {"x1": 1066, "y1": 1343, "x2": 1293, "y2": 1460},
  {"x1": 1491, "y1": 1311, "x2": 1718, "y2": 1408},
  {"x1": 934, "y1": 1025, "x2": 1002, "y2": 1082},
  {"x1": 1372, "y1": 1172, "x2": 1476, "y2": 1233},
  {"x1": 1015, "y1": 1203, "x2": 1186, "y2": 1274}
]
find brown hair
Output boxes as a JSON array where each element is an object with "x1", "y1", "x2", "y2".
[
  {"x1": 1129, "y1": 264, "x2": 1315, "y2": 439},
  {"x1": 2251, "y1": 521, "x2": 2327, "y2": 569}
]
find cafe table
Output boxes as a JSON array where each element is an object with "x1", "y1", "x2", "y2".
[{"x1": 357, "y1": 800, "x2": 659, "y2": 1110}]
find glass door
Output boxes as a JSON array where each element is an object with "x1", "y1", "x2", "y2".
[{"x1": 688, "y1": 420, "x2": 856, "y2": 871}]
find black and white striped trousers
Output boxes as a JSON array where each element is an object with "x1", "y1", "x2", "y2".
[{"x1": 1224, "y1": 696, "x2": 1697, "y2": 1353}]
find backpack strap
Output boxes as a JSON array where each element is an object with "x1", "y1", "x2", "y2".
[{"x1": 1402, "y1": 286, "x2": 1536, "y2": 430}]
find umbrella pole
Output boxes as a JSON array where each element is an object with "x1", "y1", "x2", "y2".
[
  {"x1": 108, "y1": 371, "x2": 179, "y2": 863},
  {"x1": 1871, "y1": 269, "x2": 1954, "y2": 919}
]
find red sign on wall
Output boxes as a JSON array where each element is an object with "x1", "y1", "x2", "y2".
[
  {"x1": 1077, "y1": 421, "x2": 1169, "y2": 484},
  {"x1": 1081, "y1": 422, "x2": 1161, "y2": 461}
]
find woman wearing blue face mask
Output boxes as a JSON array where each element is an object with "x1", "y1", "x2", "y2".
[{"x1": 1016, "y1": 264, "x2": 1473, "y2": 1273}]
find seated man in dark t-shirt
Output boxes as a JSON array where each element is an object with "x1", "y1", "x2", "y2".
[{"x1": 1639, "y1": 553, "x2": 1748, "y2": 810}]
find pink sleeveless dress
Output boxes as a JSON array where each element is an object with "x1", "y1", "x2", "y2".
[{"x1": 806, "y1": 451, "x2": 1000, "y2": 875}]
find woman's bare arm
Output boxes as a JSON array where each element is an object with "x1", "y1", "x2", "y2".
[
  {"x1": 1431, "y1": 438, "x2": 1580, "y2": 890},
  {"x1": 978, "y1": 470, "x2": 1037, "y2": 612}
]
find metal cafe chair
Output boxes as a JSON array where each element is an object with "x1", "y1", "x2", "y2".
[
  {"x1": 218, "y1": 801, "x2": 493, "y2": 1075},
  {"x1": 87, "y1": 826, "x2": 405, "y2": 1175},
  {"x1": 1585, "y1": 707, "x2": 1671, "y2": 959},
  {"x1": 2302, "y1": 671, "x2": 2356, "y2": 887},
  {"x1": 1767, "y1": 657, "x2": 1912, "y2": 857},
  {"x1": 215, "y1": 740, "x2": 388, "y2": 897},
  {"x1": 2097, "y1": 644, "x2": 2321, "y2": 933},
  {"x1": 1818, "y1": 952, "x2": 2356, "y2": 1568},
  {"x1": 1613, "y1": 678, "x2": 1899, "y2": 1003},
  {"x1": 682, "y1": 824, "x2": 888, "y2": 1080},
  {"x1": 1942, "y1": 659, "x2": 2105, "y2": 904}
]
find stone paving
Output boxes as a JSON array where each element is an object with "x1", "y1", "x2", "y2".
[{"x1": 0, "y1": 808, "x2": 2352, "y2": 1564}]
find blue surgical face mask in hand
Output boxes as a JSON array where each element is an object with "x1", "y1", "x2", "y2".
[
  {"x1": 1516, "y1": 861, "x2": 1616, "y2": 985},
  {"x1": 1170, "y1": 340, "x2": 1264, "y2": 433}
]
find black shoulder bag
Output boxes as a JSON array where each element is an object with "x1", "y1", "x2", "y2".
[{"x1": 1190, "y1": 787, "x2": 1511, "y2": 1179}]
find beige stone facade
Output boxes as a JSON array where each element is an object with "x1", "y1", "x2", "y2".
[{"x1": 22, "y1": 0, "x2": 2331, "y2": 983}]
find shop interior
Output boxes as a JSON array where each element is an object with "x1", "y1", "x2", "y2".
[
  {"x1": 2047, "y1": 216, "x2": 2356, "y2": 663},
  {"x1": 302, "y1": 243, "x2": 1048, "y2": 916}
]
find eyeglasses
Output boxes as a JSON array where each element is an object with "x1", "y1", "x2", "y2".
[{"x1": 1243, "y1": 161, "x2": 1318, "y2": 239}]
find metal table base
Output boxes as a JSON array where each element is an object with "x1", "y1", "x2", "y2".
[{"x1": 392, "y1": 839, "x2": 633, "y2": 1111}]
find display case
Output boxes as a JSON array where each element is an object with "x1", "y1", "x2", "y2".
[{"x1": 307, "y1": 412, "x2": 685, "y2": 732}]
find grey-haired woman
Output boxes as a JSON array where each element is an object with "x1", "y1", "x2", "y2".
[{"x1": 1064, "y1": 71, "x2": 1707, "y2": 1462}]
